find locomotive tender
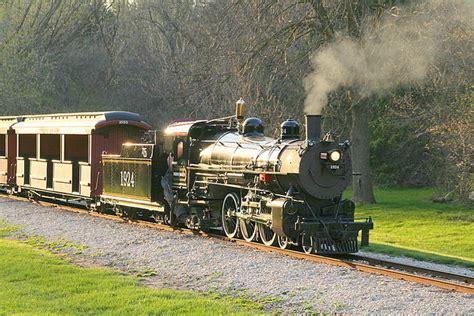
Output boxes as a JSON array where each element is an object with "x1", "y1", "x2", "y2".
[{"x1": 0, "y1": 101, "x2": 373, "y2": 254}]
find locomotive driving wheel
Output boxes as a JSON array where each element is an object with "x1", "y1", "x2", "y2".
[
  {"x1": 258, "y1": 223, "x2": 276, "y2": 246},
  {"x1": 221, "y1": 193, "x2": 240, "y2": 238},
  {"x1": 240, "y1": 219, "x2": 258, "y2": 242},
  {"x1": 277, "y1": 235, "x2": 289, "y2": 249}
]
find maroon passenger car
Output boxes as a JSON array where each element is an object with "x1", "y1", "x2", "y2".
[{"x1": 0, "y1": 111, "x2": 150, "y2": 201}]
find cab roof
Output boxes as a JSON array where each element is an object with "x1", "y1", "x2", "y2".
[{"x1": 164, "y1": 119, "x2": 206, "y2": 136}]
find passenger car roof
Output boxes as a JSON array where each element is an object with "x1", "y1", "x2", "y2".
[
  {"x1": 0, "y1": 116, "x2": 20, "y2": 134},
  {"x1": 11, "y1": 111, "x2": 151, "y2": 135}
]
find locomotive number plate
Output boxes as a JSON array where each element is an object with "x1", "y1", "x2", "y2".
[{"x1": 120, "y1": 170, "x2": 136, "y2": 187}]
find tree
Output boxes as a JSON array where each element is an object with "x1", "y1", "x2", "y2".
[
  {"x1": 345, "y1": 1, "x2": 377, "y2": 203},
  {"x1": 1, "y1": 0, "x2": 471, "y2": 202}
]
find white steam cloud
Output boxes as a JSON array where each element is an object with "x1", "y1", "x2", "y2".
[{"x1": 304, "y1": 0, "x2": 473, "y2": 114}]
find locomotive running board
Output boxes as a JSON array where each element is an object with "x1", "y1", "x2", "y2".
[{"x1": 100, "y1": 194, "x2": 165, "y2": 212}]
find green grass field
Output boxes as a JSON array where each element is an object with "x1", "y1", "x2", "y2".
[
  {"x1": 349, "y1": 188, "x2": 474, "y2": 267},
  {"x1": 0, "y1": 237, "x2": 260, "y2": 315}
]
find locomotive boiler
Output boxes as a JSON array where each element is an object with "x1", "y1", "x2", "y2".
[{"x1": 100, "y1": 99, "x2": 373, "y2": 254}]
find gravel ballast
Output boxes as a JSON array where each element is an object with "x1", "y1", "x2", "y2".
[{"x1": 0, "y1": 197, "x2": 472, "y2": 314}]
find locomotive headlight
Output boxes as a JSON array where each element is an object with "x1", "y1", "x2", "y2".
[{"x1": 329, "y1": 150, "x2": 342, "y2": 162}]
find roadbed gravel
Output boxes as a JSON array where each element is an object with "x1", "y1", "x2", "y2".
[{"x1": 0, "y1": 196, "x2": 472, "y2": 314}]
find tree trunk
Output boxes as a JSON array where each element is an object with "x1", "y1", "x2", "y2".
[{"x1": 351, "y1": 101, "x2": 376, "y2": 204}]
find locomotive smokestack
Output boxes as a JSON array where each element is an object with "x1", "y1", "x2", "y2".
[{"x1": 305, "y1": 114, "x2": 321, "y2": 142}]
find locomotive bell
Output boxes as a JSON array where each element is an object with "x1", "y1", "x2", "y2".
[{"x1": 235, "y1": 98, "x2": 246, "y2": 125}]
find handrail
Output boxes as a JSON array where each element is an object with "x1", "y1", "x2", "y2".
[{"x1": 93, "y1": 170, "x2": 102, "y2": 192}]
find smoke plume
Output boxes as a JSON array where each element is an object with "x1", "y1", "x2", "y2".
[{"x1": 304, "y1": 0, "x2": 473, "y2": 114}]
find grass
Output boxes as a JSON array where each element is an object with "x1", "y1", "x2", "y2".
[
  {"x1": 0, "y1": 232, "x2": 261, "y2": 315},
  {"x1": 348, "y1": 187, "x2": 474, "y2": 267},
  {"x1": 0, "y1": 219, "x2": 19, "y2": 237}
]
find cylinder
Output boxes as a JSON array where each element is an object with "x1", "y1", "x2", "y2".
[{"x1": 305, "y1": 114, "x2": 321, "y2": 141}]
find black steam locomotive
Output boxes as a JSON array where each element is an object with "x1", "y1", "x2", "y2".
[{"x1": 100, "y1": 99, "x2": 373, "y2": 254}]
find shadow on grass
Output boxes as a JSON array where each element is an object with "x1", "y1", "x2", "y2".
[{"x1": 362, "y1": 243, "x2": 474, "y2": 268}]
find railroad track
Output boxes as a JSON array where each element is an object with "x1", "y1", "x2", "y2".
[
  {"x1": 223, "y1": 238, "x2": 474, "y2": 294},
  {"x1": 343, "y1": 254, "x2": 473, "y2": 285},
  {"x1": 1, "y1": 193, "x2": 473, "y2": 295}
]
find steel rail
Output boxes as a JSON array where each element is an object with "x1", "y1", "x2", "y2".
[
  {"x1": 342, "y1": 254, "x2": 473, "y2": 285},
  {"x1": 226, "y1": 240, "x2": 474, "y2": 294},
  {"x1": 1, "y1": 193, "x2": 473, "y2": 295}
]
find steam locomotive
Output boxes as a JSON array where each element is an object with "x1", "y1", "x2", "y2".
[
  {"x1": 0, "y1": 100, "x2": 372, "y2": 254},
  {"x1": 100, "y1": 99, "x2": 373, "y2": 254}
]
